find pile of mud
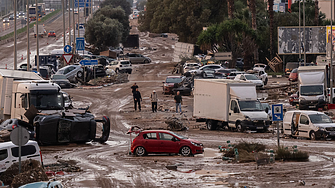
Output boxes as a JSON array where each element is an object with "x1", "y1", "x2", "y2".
[
  {"x1": 0, "y1": 159, "x2": 48, "y2": 188},
  {"x1": 44, "y1": 159, "x2": 82, "y2": 173}
]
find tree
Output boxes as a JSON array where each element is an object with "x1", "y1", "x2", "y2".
[
  {"x1": 248, "y1": 0, "x2": 258, "y2": 64},
  {"x1": 100, "y1": 0, "x2": 132, "y2": 15},
  {"x1": 314, "y1": 0, "x2": 319, "y2": 26},
  {"x1": 268, "y1": 0, "x2": 274, "y2": 59},
  {"x1": 85, "y1": 15, "x2": 123, "y2": 51},
  {"x1": 227, "y1": 0, "x2": 234, "y2": 19}
]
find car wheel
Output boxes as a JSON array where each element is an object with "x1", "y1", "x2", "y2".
[
  {"x1": 144, "y1": 60, "x2": 149, "y2": 64},
  {"x1": 310, "y1": 131, "x2": 316, "y2": 140},
  {"x1": 206, "y1": 120, "x2": 217, "y2": 130},
  {"x1": 236, "y1": 123, "x2": 244, "y2": 132},
  {"x1": 77, "y1": 71, "x2": 83, "y2": 79},
  {"x1": 135, "y1": 146, "x2": 146, "y2": 156},
  {"x1": 264, "y1": 78, "x2": 268, "y2": 85},
  {"x1": 202, "y1": 72, "x2": 206, "y2": 78},
  {"x1": 180, "y1": 146, "x2": 192, "y2": 157}
]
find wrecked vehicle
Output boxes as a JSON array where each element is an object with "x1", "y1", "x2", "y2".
[
  {"x1": 131, "y1": 130, "x2": 203, "y2": 157},
  {"x1": 163, "y1": 76, "x2": 185, "y2": 94},
  {"x1": 283, "y1": 110, "x2": 335, "y2": 140},
  {"x1": 193, "y1": 79, "x2": 271, "y2": 132}
]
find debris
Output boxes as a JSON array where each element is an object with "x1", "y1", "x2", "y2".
[
  {"x1": 297, "y1": 180, "x2": 306, "y2": 186},
  {"x1": 165, "y1": 116, "x2": 188, "y2": 131}
]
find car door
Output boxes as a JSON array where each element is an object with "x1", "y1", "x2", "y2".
[
  {"x1": 142, "y1": 132, "x2": 160, "y2": 153},
  {"x1": 0, "y1": 148, "x2": 10, "y2": 173},
  {"x1": 158, "y1": 133, "x2": 180, "y2": 153},
  {"x1": 298, "y1": 114, "x2": 310, "y2": 138},
  {"x1": 228, "y1": 100, "x2": 240, "y2": 128}
]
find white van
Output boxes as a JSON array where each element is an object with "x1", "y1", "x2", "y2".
[
  {"x1": 0, "y1": 141, "x2": 42, "y2": 173},
  {"x1": 283, "y1": 110, "x2": 335, "y2": 140}
]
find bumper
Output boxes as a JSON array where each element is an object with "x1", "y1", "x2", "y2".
[
  {"x1": 299, "y1": 100, "x2": 326, "y2": 109},
  {"x1": 192, "y1": 146, "x2": 204, "y2": 154},
  {"x1": 241, "y1": 120, "x2": 270, "y2": 131},
  {"x1": 316, "y1": 130, "x2": 335, "y2": 139}
]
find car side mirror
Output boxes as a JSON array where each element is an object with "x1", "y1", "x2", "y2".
[
  {"x1": 265, "y1": 107, "x2": 269, "y2": 114},
  {"x1": 234, "y1": 107, "x2": 239, "y2": 113}
]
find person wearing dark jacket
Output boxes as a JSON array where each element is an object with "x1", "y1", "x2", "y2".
[
  {"x1": 133, "y1": 88, "x2": 142, "y2": 111},
  {"x1": 174, "y1": 91, "x2": 182, "y2": 113}
]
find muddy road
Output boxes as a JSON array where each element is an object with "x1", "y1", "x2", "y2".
[{"x1": 2, "y1": 16, "x2": 335, "y2": 187}]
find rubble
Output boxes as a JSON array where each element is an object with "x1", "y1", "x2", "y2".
[
  {"x1": 0, "y1": 159, "x2": 48, "y2": 187},
  {"x1": 0, "y1": 130, "x2": 10, "y2": 142},
  {"x1": 165, "y1": 116, "x2": 188, "y2": 131},
  {"x1": 44, "y1": 159, "x2": 82, "y2": 173}
]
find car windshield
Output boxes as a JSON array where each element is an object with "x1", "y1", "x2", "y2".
[
  {"x1": 30, "y1": 93, "x2": 64, "y2": 110},
  {"x1": 245, "y1": 75, "x2": 260, "y2": 80},
  {"x1": 170, "y1": 132, "x2": 188, "y2": 139},
  {"x1": 300, "y1": 85, "x2": 323, "y2": 96},
  {"x1": 238, "y1": 100, "x2": 263, "y2": 111},
  {"x1": 261, "y1": 103, "x2": 270, "y2": 110},
  {"x1": 309, "y1": 114, "x2": 332, "y2": 124},
  {"x1": 52, "y1": 75, "x2": 67, "y2": 80},
  {"x1": 166, "y1": 77, "x2": 182, "y2": 83}
]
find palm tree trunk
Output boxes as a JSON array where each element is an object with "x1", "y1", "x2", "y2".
[
  {"x1": 248, "y1": 0, "x2": 258, "y2": 64},
  {"x1": 268, "y1": 0, "x2": 274, "y2": 59},
  {"x1": 314, "y1": 0, "x2": 319, "y2": 26},
  {"x1": 227, "y1": 0, "x2": 234, "y2": 19}
]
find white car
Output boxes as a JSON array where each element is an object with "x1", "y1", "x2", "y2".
[
  {"x1": 253, "y1": 63, "x2": 267, "y2": 72},
  {"x1": 106, "y1": 60, "x2": 132, "y2": 74},
  {"x1": 183, "y1": 62, "x2": 200, "y2": 73},
  {"x1": 283, "y1": 110, "x2": 335, "y2": 140},
  {"x1": 234, "y1": 74, "x2": 264, "y2": 89},
  {"x1": 256, "y1": 70, "x2": 268, "y2": 85},
  {"x1": 188, "y1": 64, "x2": 224, "y2": 76}
]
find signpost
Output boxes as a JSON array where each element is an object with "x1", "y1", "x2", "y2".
[
  {"x1": 64, "y1": 45, "x2": 72, "y2": 54},
  {"x1": 63, "y1": 54, "x2": 74, "y2": 65},
  {"x1": 74, "y1": 0, "x2": 91, "y2": 7},
  {"x1": 79, "y1": 59, "x2": 98, "y2": 83},
  {"x1": 272, "y1": 104, "x2": 283, "y2": 148},
  {"x1": 10, "y1": 126, "x2": 29, "y2": 173},
  {"x1": 76, "y1": 37, "x2": 85, "y2": 51}
]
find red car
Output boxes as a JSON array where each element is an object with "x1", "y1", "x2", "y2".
[
  {"x1": 289, "y1": 92, "x2": 299, "y2": 106},
  {"x1": 48, "y1": 31, "x2": 56, "y2": 37},
  {"x1": 131, "y1": 130, "x2": 204, "y2": 157},
  {"x1": 163, "y1": 76, "x2": 185, "y2": 94},
  {"x1": 288, "y1": 68, "x2": 298, "y2": 81}
]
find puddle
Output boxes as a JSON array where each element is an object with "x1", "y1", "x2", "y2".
[
  {"x1": 203, "y1": 148, "x2": 222, "y2": 158},
  {"x1": 309, "y1": 155, "x2": 326, "y2": 162}
]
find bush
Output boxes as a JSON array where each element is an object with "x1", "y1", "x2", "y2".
[
  {"x1": 275, "y1": 146, "x2": 309, "y2": 162},
  {"x1": 235, "y1": 141, "x2": 266, "y2": 153}
]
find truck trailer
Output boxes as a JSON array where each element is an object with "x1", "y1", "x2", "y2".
[{"x1": 193, "y1": 79, "x2": 271, "y2": 132}]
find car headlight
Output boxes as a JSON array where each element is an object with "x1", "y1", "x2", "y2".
[
  {"x1": 299, "y1": 97, "x2": 306, "y2": 100},
  {"x1": 191, "y1": 142, "x2": 202, "y2": 147},
  {"x1": 318, "y1": 127, "x2": 326, "y2": 131},
  {"x1": 244, "y1": 116, "x2": 251, "y2": 121}
]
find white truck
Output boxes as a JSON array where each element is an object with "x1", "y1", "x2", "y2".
[
  {"x1": 298, "y1": 66, "x2": 327, "y2": 110},
  {"x1": 193, "y1": 79, "x2": 271, "y2": 132},
  {"x1": 34, "y1": 24, "x2": 45, "y2": 38}
]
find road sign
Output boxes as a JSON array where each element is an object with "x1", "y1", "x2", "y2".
[
  {"x1": 10, "y1": 126, "x2": 29, "y2": 146},
  {"x1": 64, "y1": 45, "x2": 72, "y2": 53},
  {"x1": 76, "y1": 37, "x2": 85, "y2": 51},
  {"x1": 79, "y1": 59, "x2": 98, "y2": 66},
  {"x1": 63, "y1": 54, "x2": 74, "y2": 65},
  {"x1": 214, "y1": 52, "x2": 232, "y2": 60},
  {"x1": 74, "y1": 0, "x2": 91, "y2": 7},
  {"x1": 272, "y1": 104, "x2": 283, "y2": 121}
]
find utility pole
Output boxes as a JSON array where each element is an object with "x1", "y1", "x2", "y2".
[
  {"x1": 27, "y1": 0, "x2": 30, "y2": 71},
  {"x1": 77, "y1": 5, "x2": 80, "y2": 37},
  {"x1": 36, "y1": 0, "x2": 39, "y2": 72},
  {"x1": 62, "y1": 0, "x2": 65, "y2": 47},
  {"x1": 303, "y1": 0, "x2": 306, "y2": 66},
  {"x1": 14, "y1": 0, "x2": 17, "y2": 70},
  {"x1": 331, "y1": 0, "x2": 333, "y2": 104},
  {"x1": 68, "y1": 0, "x2": 71, "y2": 45},
  {"x1": 72, "y1": 0, "x2": 76, "y2": 54},
  {"x1": 299, "y1": 0, "x2": 301, "y2": 65}
]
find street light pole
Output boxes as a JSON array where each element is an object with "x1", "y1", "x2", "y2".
[
  {"x1": 14, "y1": 0, "x2": 17, "y2": 70},
  {"x1": 303, "y1": 0, "x2": 306, "y2": 66},
  {"x1": 62, "y1": 0, "x2": 65, "y2": 46},
  {"x1": 68, "y1": 0, "x2": 71, "y2": 45},
  {"x1": 331, "y1": 0, "x2": 333, "y2": 104},
  {"x1": 72, "y1": 0, "x2": 76, "y2": 54},
  {"x1": 36, "y1": 0, "x2": 39, "y2": 73},
  {"x1": 299, "y1": 0, "x2": 301, "y2": 65},
  {"x1": 27, "y1": 0, "x2": 30, "y2": 71}
]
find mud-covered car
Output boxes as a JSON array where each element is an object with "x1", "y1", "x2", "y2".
[
  {"x1": 33, "y1": 111, "x2": 110, "y2": 145},
  {"x1": 0, "y1": 119, "x2": 35, "y2": 140},
  {"x1": 163, "y1": 76, "x2": 185, "y2": 94}
]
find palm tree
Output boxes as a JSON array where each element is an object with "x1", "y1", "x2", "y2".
[
  {"x1": 248, "y1": 0, "x2": 258, "y2": 64},
  {"x1": 314, "y1": 0, "x2": 319, "y2": 26},
  {"x1": 227, "y1": 0, "x2": 234, "y2": 19},
  {"x1": 268, "y1": 0, "x2": 274, "y2": 59}
]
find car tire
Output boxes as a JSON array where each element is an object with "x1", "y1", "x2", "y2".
[
  {"x1": 144, "y1": 60, "x2": 149, "y2": 64},
  {"x1": 310, "y1": 131, "x2": 317, "y2": 140},
  {"x1": 236, "y1": 122, "x2": 244, "y2": 132},
  {"x1": 206, "y1": 120, "x2": 217, "y2": 130},
  {"x1": 180, "y1": 146, "x2": 192, "y2": 157},
  {"x1": 135, "y1": 146, "x2": 146, "y2": 156},
  {"x1": 77, "y1": 71, "x2": 83, "y2": 79}
]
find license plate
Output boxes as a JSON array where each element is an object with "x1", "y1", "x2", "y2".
[
  {"x1": 256, "y1": 127, "x2": 263, "y2": 129},
  {"x1": 309, "y1": 106, "x2": 316, "y2": 108}
]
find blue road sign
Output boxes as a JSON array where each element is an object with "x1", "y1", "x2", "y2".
[
  {"x1": 79, "y1": 59, "x2": 98, "y2": 66},
  {"x1": 76, "y1": 37, "x2": 85, "y2": 51},
  {"x1": 64, "y1": 45, "x2": 72, "y2": 53},
  {"x1": 272, "y1": 104, "x2": 283, "y2": 121},
  {"x1": 74, "y1": 0, "x2": 91, "y2": 7}
]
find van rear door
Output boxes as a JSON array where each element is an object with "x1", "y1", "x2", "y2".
[{"x1": 0, "y1": 147, "x2": 11, "y2": 173}]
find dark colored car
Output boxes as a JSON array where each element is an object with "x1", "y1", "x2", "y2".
[
  {"x1": 214, "y1": 69, "x2": 236, "y2": 79},
  {"x1": 289, "y1": 68, "x2": 298, "y2": 81},
  {"x1": 48, "y1": 31, "x2": 56, "y2": 37},
  {"x1": 50, "y1": 74, "x2": 72, "y2": 88},
  {"x1": 289, "y1": 92, "x2": 299, "y2": 106},
  {"x1": 131, "y1": 130, "x2": 204, "y2": 156},
  {"x1": 163, "y1": 76, "x2": 185, "y2": 94},
  {"x1": 92, "y1": 65, "x2": 106, "y2": 78},
  {"x1": 0, "y1": 119, "x2": 35, "y2": 140}
]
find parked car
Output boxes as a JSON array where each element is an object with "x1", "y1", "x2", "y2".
[
  {"x1": 253, "y1": 63, "x2": 267, "y2": 71},
  {"x1": 48, "y1": 31, "x2": 56, "y2": 37},
  {"x1": 9, "y1": 14, "x2": 14, "y2": 20},
  {"x1": 327, "y1": 88, "x2": 335, "y2": 104},
  {"x1": 3, "y1": 18, "x2": 9, "y2": 23},
  {"x1": 289, "y1": 68, "x2": 298, "y2": 82},
  {"x1": 56, "y1": 65, "x2": 86, "y2": 83},
  {"x1": 50, "y1": 74, "x2": 71, "y2": 88},
  {"x1": 32, "y1": 66, "x2": 51, "y2": 80},
  {"x1": 106, "y1": 60, "x2": 132, "y2": 74},
  {"x1": 183, "y1": 62, "x2": 200, "y2": 74},
  {"x1": 91, "y1": 64, "x2": 106, "y2": 78},
  {"x1": 0, "y1": 119, "x2": 35, "y2": 140},
  {"x1": 261, "y1": 102, "x2": 272, "y2": 120},
  {"x1": 188, "y1": 64, "x2": 224, "y2": 76},
  {"x1": 0, "y1": 141, "x2": 42, "y2": 173},
  {"x1": 234, "y1": 74, "x2": 264, "y2": 89},
  {"x1": 226, "y1": 71, "x2": 245, "y2": 79},
  {"x1": 163, "y1": 76, "x2": 185, "y2": 94},
  {"x1": 283, "y1": 110, "x2": 335, "y2": 140},
  {"x1": 124, "y1": 53, "x2": 151, "y2": 64},
  {"x1": 214, "y1": 69, "x2": 235, "y2": 79},
  {"x1": 19, "y1": 180, "x2": 63, "y2": 188},
  {"x1": 289, "y1": 92, "x2": 299, "y2": 106},
  {"x1": 256, "y1": 70, "x2": 268, "y2": 85},
  {"x1": 131, "y1": 130, "x2": 204, "y2": 156},
  {"x1": 236, "y1": 58, "x2": 244, "y2": 69}
]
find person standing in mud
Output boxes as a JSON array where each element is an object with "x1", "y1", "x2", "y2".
[
  {"x1": 174, "y1": 91, "x2": 182, "y2": 113},
  {"x1": 133, "y1": 88, "x2": 142, "y2": 111},
  {"x1": 150, "y1": 90, "x2": 158, "y2": 112}
]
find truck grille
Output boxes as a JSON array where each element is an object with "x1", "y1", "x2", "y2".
[
  {"x1": 326, "y1": 127, "x2": 335, "y2": 131},
  {"x1": 253, "y1": 120, "x2": 264, "y2": 126}
]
